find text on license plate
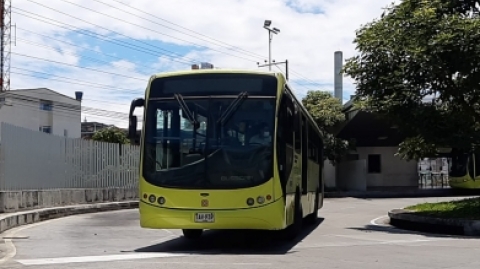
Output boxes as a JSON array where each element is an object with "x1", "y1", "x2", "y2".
[{"x1": 194, "y1": 212, "x2": 215, "y2": 223}]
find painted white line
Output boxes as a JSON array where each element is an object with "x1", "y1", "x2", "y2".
[
  {"x1": 0, "y1": 217, "x2": 66, "y2": 264},
  {"x1": 370, "y1": 215, "x2": 388, "y2": 226},
  {"x1": 16, "y1": 253, "x2": 189, "y2": 266},
  {"x1": 331, "y1": 234, "x2": 385, "y2": 242},
  {"x1": 294, "y1": 238, "x2": 454, "y2": 249}
]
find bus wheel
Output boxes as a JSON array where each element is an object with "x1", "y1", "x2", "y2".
[
  {"x1": 306, "y1": 188, "x2": 319, "y2": 225},
  {"x1": 182, "y1": 229, "x2": 203, "y2": 239},
  {"x1": 284, "y1": 193, "x2": 302, "y2": 241}
]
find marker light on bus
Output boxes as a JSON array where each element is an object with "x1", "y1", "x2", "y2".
[
  {"x1": 157, "y1": 196, "x2": 166, "y2": 205},
  {"x1": 257, "y1": 196, "x2": 265, "y2": 204},
  {"x1": 148, "y1": 194, "x2": 156, "y2": 203},
  {"x1": 246, "y1": 198, "x2": 255, "y2": 206},
  {"x1": 266, "y1": 195, "x2": 272, "y2": 201}
]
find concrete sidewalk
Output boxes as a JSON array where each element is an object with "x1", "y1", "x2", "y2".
[
  {"x1": 324, "y1": 188, "x2": 480, "y2": 199},
  {"x1": 0, "y1": 201, "x2": 139, "y2": 235}
]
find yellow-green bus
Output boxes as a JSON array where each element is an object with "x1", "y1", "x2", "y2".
[
  {"x1": 128, "y1": 66, "x2": 324, "y2": 240},
  {"x1": 448, "y1": 152, "x2": 480, "y2": 189}
]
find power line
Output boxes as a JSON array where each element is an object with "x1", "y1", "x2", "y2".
[
  {"x1": 15, "y1": 28, "x2": 172, "y2": 72},
  {"x1": 15, "y1": 38, "x2": 154, "y2": 78},
  {"x1": 23, "y1": 0, "x2": 257, "y2": 64},
  {"x1": 25, "y1": 0, "x2": 204, "y2": 63},
  {"x1": 14, "y1": 3, "x2": 330, "y2": 93},
  {"x1": 11, "y1": 70, "x2": 141, "y2": 95},
  {"x1": 12, "y1": 8, "x2": 196, "y2": 66},
  {"x1": 3, "y1": 92, "x2": 142, "y2": 122},
  {"x1": 96, "y1": 0, "x2": 265, "y2": 60},
  {"x1": 12, "y1": 52, "x2": 147, "y2": 81},
  {"x1": 57, "y1": 0, "x2": 259, "y2": 63}
]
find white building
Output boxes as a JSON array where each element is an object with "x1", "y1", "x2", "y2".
[{"x1": 0, "y1": 88, "x2": 82, "y2": 139}]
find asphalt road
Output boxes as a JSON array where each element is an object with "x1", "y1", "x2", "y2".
[{"x1": 1, "y1": 196, "x2": 479, "y2": 269}]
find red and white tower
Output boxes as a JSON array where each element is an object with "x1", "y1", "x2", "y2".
[{"x1": 1, "y1": 0, "x2": 12, "y2": 92}]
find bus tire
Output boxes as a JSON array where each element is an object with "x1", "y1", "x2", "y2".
[
  {"x1": 182, "y1": 229, "x2": 203, "y2": 239},
  {"x1": 306, "y1": 188, "x2": 319, "y2": 225},
  {"x1": 284, "y1": 192, "x2": 302, "y2": 241}
]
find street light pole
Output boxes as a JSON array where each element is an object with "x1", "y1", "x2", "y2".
[
  {"x1": 268, "y1": 30, "x2": 272, "y2": 71},
  {"x1": 263, "y1": 20, "x2": 280, "y2": 71}
]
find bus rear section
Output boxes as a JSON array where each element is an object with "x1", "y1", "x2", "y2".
[{"x1": 131, "y1": 71, "x2": 287, "y2": 236}]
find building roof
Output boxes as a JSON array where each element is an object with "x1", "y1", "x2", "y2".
[
  {"x1": 4, "y1": 88, "x2": 81, "y2": 106},
  {"x1": 332, "y1": 98, "x2": 405, "y2": 147}
]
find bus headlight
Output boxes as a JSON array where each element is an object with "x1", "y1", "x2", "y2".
[
  {"x1": 148, "y1": 194, "x2": 156, "y2": 203},
  {"x1": 257, "y1": 196, "x2": 265, "y2": 204},
  {"x1": 158, "y1": 196, "x2": 166, "y2": 205},
  {"x1": 246, "y1": 198, "x2": 255, "y2": 206}
]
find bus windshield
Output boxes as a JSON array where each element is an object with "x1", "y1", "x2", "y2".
[{"x1": 142, "y1": 96, "x2": 276, "y2": 189}]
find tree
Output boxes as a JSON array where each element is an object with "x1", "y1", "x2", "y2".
[
  {"x1": 92, "y1": 126, "x2": 129, "y2": 144},
  {"x1": 302, "y1": 90, "x2": 355, "y2": 165},
  {"x1": 343, "y1": 0, "x2": 480, "y2": 160}
]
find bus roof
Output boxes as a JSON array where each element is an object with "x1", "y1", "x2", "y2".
[{"x1": 150, "y1": 68, "x2": 281, "y2": 80}]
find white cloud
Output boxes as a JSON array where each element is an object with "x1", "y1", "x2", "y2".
[{"x1": 9, "y1": 0, "x2": 394, "y2": 129}]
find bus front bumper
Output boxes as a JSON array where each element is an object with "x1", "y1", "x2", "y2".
[{"x1": 139, "y1": 198, "x2": 285, "y2": 230}]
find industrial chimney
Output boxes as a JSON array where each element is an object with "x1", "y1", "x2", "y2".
[{"x1": 334, "y1": 51, "x2": 343, "y2": 103}]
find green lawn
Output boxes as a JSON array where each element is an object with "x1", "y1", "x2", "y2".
[{"x1": 405, "y1": 197, "x2": 480, "y2": 220}]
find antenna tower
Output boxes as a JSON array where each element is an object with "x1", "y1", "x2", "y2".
[{"x1": 1, "y1": 0, "x2": 12, "y2": 92}]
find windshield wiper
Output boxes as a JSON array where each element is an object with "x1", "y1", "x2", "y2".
[
  {"x1": 174, "y1": 93, "x2": 199, "y2": 127},
  {"x1": 216, "y1": 91, "x2": 248, "y2": 126}
]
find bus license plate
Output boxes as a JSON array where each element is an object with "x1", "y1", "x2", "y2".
[{"x1": 194, "y1": 212, "x2": 215, "y2": 223}]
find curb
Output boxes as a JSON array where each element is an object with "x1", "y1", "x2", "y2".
[
  {"x1": 0, "y1": 201, "x2": 139, "y2": 234},
  {"x1": 388, "y1": 208, "x2": 480, "y2": 236},
  {"x1": 325, "y1": 189, "x2": 480, "y2": 199}
]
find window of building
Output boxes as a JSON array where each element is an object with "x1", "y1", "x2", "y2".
[
  {"x1": 368, "y1": 154, "x2": 381, "y2": 173},
  {"x1": 40, "y1": 101, "x2": 53, "y2": 111},
  {"x1": 39, "y1": 126, "x2": 52, "y2": 134}
]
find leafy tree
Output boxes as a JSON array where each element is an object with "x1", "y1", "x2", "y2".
[
  {"x1": 92, "y1": 126, "x2": 129, "y2": 144},
  {"x1": 302, "y1": 90, "x2": 355, "y2": 165},
  {"x1": 343, "y1": 0, "x2": 480, "y2": 160}
]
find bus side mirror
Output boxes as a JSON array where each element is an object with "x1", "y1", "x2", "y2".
[
  {"x1": 128, "y1": 98, "x2": 144, "y2": 143},
  {"x1": 129, "y1": 116, "x2": 138, "y2": 140}
]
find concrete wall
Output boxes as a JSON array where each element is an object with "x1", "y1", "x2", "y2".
[
  {"x1": 323, "y1": 160, "x2": 337, "y2": 189},
  {"x1": 337, "y1": 160, "x2": 367, "y2": 191},
  {"x1": 355, "y1": 147, "x2": 418, "y2": 189},
  {"x1": 0, "y1": 187, "x2": 138, "y2": 213}
]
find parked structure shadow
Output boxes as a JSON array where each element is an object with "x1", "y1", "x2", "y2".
[
  {"x1": 134, "y1": 218, "x2": 324, "y2": 255},
  {"x1": 347, "y1": 223, "x2": 480, "y2": 239}
]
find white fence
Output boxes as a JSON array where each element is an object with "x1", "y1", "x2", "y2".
[{"x1": 0, "y1": 123, "x2": 140, "y2": 190}]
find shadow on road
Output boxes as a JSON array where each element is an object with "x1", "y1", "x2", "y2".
[
  {"x1": 134, "y1": 218, "x2": 324, "y2": 255},
  {"x1": 347, "y1": 223, "x2": 480, "y2": 240}
]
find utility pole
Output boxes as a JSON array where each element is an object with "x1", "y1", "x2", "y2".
[
  {"x1": 257, "y1": 59, "x2": 289, "y2": 80},
  {"x1": 0, "y1": 0, "x2": 11, "y2": 92}
]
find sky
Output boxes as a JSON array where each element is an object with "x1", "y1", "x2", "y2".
[{"x1": 9, "y1": 0, "x2": 396, "y2": 129}]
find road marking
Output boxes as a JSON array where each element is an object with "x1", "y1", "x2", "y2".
[
  {"x1": 331, "y1": 234, "x2": 385, "y2": 242},
  {"x1": 370, "y1": 215, "x2": 388, "y2": 226},
  {"x1": 294, "y1": 238, "x2": 454, "y2": 249},
  {"x1": 0, "y1": 218, "x2": 65, "y2": 264},
  {"x1": 16, "y1": 253, "x2": 189, "y2": 265}
]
